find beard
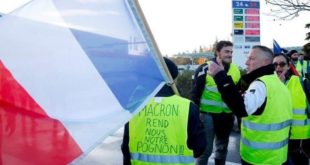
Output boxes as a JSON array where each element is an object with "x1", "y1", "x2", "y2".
[
  {"x1": 222, "y1": 60, "x2": 230, "y2": 66},
  {"x1": 221, "y1": 58, "x2": 231, "y2": 66},
  {"x1": 221, "y1": 60, "x2": 231, "y2": 70}
]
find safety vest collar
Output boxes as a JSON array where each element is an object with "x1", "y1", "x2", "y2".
[{"x1": 200, "y1": 99, "x2": 228, "y2": 108}]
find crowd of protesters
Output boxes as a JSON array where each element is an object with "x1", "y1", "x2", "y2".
[{"x1": 121, "y1": 41, "x2": 310, "y2": 165}]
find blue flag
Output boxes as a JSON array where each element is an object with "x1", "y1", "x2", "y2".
[{"x1": 273, "y1": 39, "x2": 283, "y2": 55}]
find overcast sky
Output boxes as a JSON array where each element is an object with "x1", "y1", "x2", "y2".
[
  {"x1": 138, "y1": 0, "x2": 310, "y2": 55},
  {"x1": 1, "y1": 0, "x2": 309, "y2": 55}
]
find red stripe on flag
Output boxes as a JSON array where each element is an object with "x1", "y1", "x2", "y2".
[
  {"x1": 0, "y1": 61, "x2": 83, "y2": 164},
  {"x1": 289, "y1": 63, "x2": 300, "y2": 76}
]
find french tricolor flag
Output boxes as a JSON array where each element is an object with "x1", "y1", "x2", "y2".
[{"x1": 0, "y1": 0, "x2": 170, "y2": 164}]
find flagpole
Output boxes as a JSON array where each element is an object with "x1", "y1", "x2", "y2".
[{"x1": 132, "y1": 0, "x2": 179, "y2": 95}]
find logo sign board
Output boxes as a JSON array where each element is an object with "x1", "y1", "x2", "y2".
[{"x1": 232, "y1": 0, "x2": 260, "y2": 68}]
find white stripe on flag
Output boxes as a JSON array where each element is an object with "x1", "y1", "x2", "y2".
[
  {"x1": 0, "y1": 3, "x2": 127, "y2": 152},
  {"x1": 0, "y1": 1, "x2": 168, "y2": 162}
]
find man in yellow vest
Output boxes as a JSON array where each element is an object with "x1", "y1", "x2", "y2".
[
  {"x1": 191, "y1": 40, "x2": 241, "y2": 165},
  {"x1": 208, "y1": 45, "x2": 293, "y2": 165},
  {"x1": 121, "y1": 57, "x2": 206, "y2": 165},
  {"x1": 288, "y1": 50, "x2": 299, "y2": 66},
  {"x1": 288, "y1": 49, "x2": 309, "y2": 77},
  {"x1": 273, "y1": 54, "x2": 310, "y2": 165},
  {"x1": 300, "y1": 42, "x2": 310, "y2": 81}
]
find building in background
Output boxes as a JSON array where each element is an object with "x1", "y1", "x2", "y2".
[
  {"x1": 171, "y1": 52, "x2": 213, "y2": 73},
  {"x1": 173, "y1": 52, "x2": 213, "y2": 64}
]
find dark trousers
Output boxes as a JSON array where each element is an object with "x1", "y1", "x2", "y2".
[
  {"x1": 287, "y1": 139, "x2": 310, "y2": 165},
  {"x1": 196, "y1": 112, "x2": 234, "y2": 165}
]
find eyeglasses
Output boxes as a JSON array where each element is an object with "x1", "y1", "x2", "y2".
[{"x1": 273, "y1": 62, "x2": 287, "y2": 68}]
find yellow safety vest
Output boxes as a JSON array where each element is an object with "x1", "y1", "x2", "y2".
[
  {"x1": 296, "y1": 61, "x2": 303, "y2": 76},
  {"x1": 129, "y1": 95, "x2": 194, "y2": 165},
  {"x1": 200, "y1": 63, "x2": 240, "y2": 113},
  {"x1": 296, "y1": 60, "x2": 309, "y2": 77},
  {"x1": 287, "y1": 75, "x2": 310, "y2": 139},
  {"x1": 241, "y1": 74, "x2": 293, "y2": 165}
]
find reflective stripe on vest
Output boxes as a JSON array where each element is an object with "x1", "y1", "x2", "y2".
[
  {"x1": 205, "y1": 86, "x2": 218, "y2": 93},
  {"x1": 131, "y1": 153, "x2": 194, "y2": 164},
  {"x1": 293, "y1": 108, "x2": 306, "y2": 115},
  {"x1": 200, "y1": 99, "x2": 228, "y2": 108},
  {"x1": 292, "y1": 119, "x2": 310, "y2": 126},
  {"x1": 242, "y1": 119, "x2": 291, "y2": 131},
  {"x1": 200, "y1": 63, "x2": 240, "y2": 113},
  {"x1": 241, "y1": 137, "x2": 289, "y2": 150}
]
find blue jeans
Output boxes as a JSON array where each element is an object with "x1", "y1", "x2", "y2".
[{"x1": 196, "y1": 112, "x2": 234, "y2": 165}]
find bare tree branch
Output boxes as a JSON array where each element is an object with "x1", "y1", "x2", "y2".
[
  {"x1": 306, "y1": 23, "x2": 310, "y2": 40},
  {"x1": 265, "y1": 0, "x2": 310, "y2": 42},
  {"x1": 265, "y1": 0, "x2": 310, "y2": 19},
  {"x1": 306, "y1": 32, "x2": 310, "y2": 40}
]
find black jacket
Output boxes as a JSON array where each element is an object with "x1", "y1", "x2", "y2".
[
  {"x1": 190, "y1": 61, "x2": 231, "y2": 107},
  {"x1": 213, "y1": 64, "x2": 275, "y2": 118},
  {"x1": 121, "y1": 85, "x2": 206, "y2": 165}
]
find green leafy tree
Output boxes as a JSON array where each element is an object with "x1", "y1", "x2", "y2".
[
  {"x1": 212, "y1": 38, "x2": 219, "y2": 52},
  {"x1": 176, "y1": 70, "x2": 194, "y2": 99}
]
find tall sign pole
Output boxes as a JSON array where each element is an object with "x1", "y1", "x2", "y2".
[{"x1": 232, "y1": 0, "x2": 260, "y2": 68}]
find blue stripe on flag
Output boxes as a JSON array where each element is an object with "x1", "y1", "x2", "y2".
[
  {"x1": 69, "y1": 29, "x2": 163, "y2": 112},
  {"x1": 51, "y1": 0, "x2": 165, "y2": 112}
]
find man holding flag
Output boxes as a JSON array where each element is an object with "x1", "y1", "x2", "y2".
[{"x1": 121, "y1": 57, "x2": 206, "y2": 165}]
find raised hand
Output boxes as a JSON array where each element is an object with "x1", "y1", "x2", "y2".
[
  {"x1": 207, "y1": 58, "x2": 224, "y2": 77},
  {"x1": 278, "y1": 68, "x2": 287, "y2": 82}
]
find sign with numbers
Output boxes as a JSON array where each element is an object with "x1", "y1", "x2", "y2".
[
  {"x1": 232, "y1": 0, "x2": 260, "y2": 68},
  {"x1": 232, "y1": 1, "x2": 259, "y2": 8}
]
